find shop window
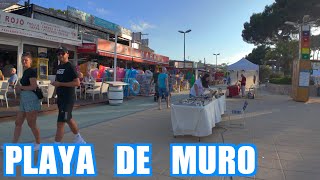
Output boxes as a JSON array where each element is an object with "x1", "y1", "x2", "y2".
[{"x1": 24, "y1": 44, "x2": 74, "y2": 75}]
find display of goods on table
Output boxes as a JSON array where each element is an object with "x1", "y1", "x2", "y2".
[
  {"x1": 227, "y1": 85, "x2": 240, "y2": 97},
  {"x1": 176, "y1": 90, "x2": 224, "y2": 106}
]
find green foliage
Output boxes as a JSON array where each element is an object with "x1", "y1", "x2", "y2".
[
  {"x1": 269, "y1": 77, "x2": 292, "y2": 84},
  {"x1": 242, "y1": 0, "x2": 320, "y2": 45},
  {"x1": 259, "y1": 65, "x2": 272, "y2": 83},
  {"x1": 269, "y1": 73, "x2": 283, "y2": 79},
  {"x1": 48, "y1": 8, "x2": 67, "y2": 15},
  {"x1": 246, "y1": 45, "x2": 270, "y2": 65}
]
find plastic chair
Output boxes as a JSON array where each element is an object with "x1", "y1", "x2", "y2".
[
  {"x1": 227, "y1": 100, "x2": 248, "y2": 128},
  {"x1": 75, "y1": 86, "x2": 82, "y2": 100},
  {"x1": 85, "y1": 82, "x2": 102, "y2": 100},
  {"x1": 41, "y1": 84, "x2": 56, "y2": 107},
  {"x1": 100, "y1": 82, "x2": 109, "y2": 99},
  {"x1": 0, "y1": 82, "x2": 9, "y2": 108},
  {"x1": 7, "y1": 80, "x2": 18, "y2": 99}
]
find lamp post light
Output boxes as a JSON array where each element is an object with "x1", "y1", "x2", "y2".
[
  {"x1": 178, "y1": 29, "x2": 192, "y2": 68},
  {"x1": 213, "y1": 53, "x2": 220, "y2": 71}
]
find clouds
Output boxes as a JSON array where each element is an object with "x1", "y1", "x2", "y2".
[
  {"x1": 130, "y1": 21, "x2": 155, "y2": 32},
  {"x1": 96, "y1": 7, "x2": 109, "y2": 15},
  {"x1": 86, "y1": 1, "x2": 109, "y2": 16}
]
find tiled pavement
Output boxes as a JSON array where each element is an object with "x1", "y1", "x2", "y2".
[{"x1": 1, "y1": 89, "x2": 320, "y2": 179}]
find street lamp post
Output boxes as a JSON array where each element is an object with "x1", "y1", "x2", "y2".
[
  {"x1": 213, "y1": 53, "x2": 220, "y2": 71},
  {"x1": 178, "y1": 29, "x2": 192, "y2": 68}
]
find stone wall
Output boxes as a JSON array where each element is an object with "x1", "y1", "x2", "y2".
[{"x1": 265, "y1": 83, "x2": 319, "y2": 97}]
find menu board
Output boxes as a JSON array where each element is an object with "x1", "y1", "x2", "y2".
[{"x1": 299, "y1": 71, "x2": 310, "y2": 87}]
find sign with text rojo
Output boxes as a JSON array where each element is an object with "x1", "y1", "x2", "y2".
[{"x1": 0, "y1": 11, "x2": 78, "y2": 41}]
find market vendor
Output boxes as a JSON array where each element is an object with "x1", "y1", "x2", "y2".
[{"x1": 189, "y1": 73, "x2": 210, "y2": 97}]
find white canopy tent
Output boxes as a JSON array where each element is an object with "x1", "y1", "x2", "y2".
[{"x1": 227, "y1": 58, "x2": 259, "y2": 88}]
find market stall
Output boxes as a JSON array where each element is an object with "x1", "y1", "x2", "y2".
[
  {"x1": 171, "y1": 90, "x2": 226, "y2": 138},
  {"x1": 227, "y1": 58, "x2": 259, "y2": 89}
]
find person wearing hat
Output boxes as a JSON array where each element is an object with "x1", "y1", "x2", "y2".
[{"x1": 51, "y1": 46, "x2": 86, "y2": 144}]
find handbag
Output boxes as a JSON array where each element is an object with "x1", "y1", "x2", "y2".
[{"x1": 33, "y1": 87, "x2": 44, "y2": 100}]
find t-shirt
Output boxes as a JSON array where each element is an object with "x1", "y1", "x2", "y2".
[
  {"x1": 241, "y1": 76, "x2": 246, "y2": 86},
  {"x1": 158, "y1": 73, "x2": 168, "y2": 88},
  {"x1": 55, "y1": 62, "x2": 77, "y2": 98},
  {"x1": 190, "y1": 79, "x2": 204, "y2": 96},
  {"x1": 20, "y1": 68, "x2": 37, "y2": 86},
  {"x1": 8, "y1": 74, "x2": 18, "y2": 84}
]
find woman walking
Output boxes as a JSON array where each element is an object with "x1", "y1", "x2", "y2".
[{"x1": 9, "y1": 52, "x2": 41, "y2": 150}]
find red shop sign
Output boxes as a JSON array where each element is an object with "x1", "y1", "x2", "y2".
[{"x1": 77, "y1": 43, "x2": 97, "y2": 53}]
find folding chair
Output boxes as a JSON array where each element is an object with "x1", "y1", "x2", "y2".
[
  {"x1": 0, "y1": 82, "x2": 9, "y2": 108},
  {"x1": 227, "y1": 100, "x2": 248, "y2": 128}
]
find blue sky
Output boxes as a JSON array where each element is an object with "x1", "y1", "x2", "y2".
[{"x1": 28, "y1": 0, "x2": 275, "y2": 65}]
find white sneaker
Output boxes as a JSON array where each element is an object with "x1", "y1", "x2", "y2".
[
  {"x1": 74, "y1": 135, "x2": 86, "y2": 144},
  {"x1": 34, "y1": 144, "x2": 40, "y2": 151}
]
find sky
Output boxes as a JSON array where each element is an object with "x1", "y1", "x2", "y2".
[{"x1": 27, "y1": 0, "x2": 275, "y2": 65}]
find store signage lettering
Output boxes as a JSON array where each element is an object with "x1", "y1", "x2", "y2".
[
  {"x1": 4, "y1": 16, "x2": 24, "y2": 25},
  {"x1": 0, "y1": 11, "x2": 78, "y2": 41},
  {"x1": 0, "y1": 26, "x2": 82, "y2": 46}
]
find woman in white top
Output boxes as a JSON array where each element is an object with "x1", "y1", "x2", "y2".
[{"x1": 189, "y1": 73, "x2": 210, "y2": 97}]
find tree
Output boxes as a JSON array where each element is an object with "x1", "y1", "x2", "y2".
[
  {"x1": 246, "y1": 45, "x2": 270, "y2": 65},
  {"x1": 264, "y1": 40, "x2": 299, "y2": 75},
  {"x1": 311, "y1": 35, "x2": 320, "y2": 60},
  {"x1": 48, "y1": 8, "x2": 67, "y2": 15},
  {"x1": 242, "y1": 0, "x2": 320, "y2": 45}
]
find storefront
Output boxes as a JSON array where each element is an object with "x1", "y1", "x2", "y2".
[
  {"x1": 96, "y1": 38, "x2": 169, "y2": 69},
  {"x1": 0, "y1": 10, "x2": 81, "y2": 78}
]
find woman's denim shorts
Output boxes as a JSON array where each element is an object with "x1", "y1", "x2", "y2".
[{"x1": 19, "y1": 91, "x2": 41, "y2": 112}]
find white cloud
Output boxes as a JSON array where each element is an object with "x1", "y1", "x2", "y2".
[
  {"x1": 87, "y1": 1, "x2": 95, "y2": 6},
  {"x1": 130, "y1": 21, "x2": 155, "y2": 32},
  {"x1": 96, "y1": 7, "x2": 109, "y2": 15}
]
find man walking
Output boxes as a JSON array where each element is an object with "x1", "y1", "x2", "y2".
[
  {"x1": 158, "y1": 67, "x2": 170, "y2": 110},
  {"x1": 239, "y1": 74, "x2": 246, "y2": 97},
  {"x1": 51, "y1": 47, "x2": 86, "y2": 144}
]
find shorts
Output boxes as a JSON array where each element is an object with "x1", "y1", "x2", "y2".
[
  {"x1": 19, "y1": 91, "x2": 41, "y2": 112},
  {"x1": 158, "y1": 87, "x2": 168, "y2": 98},
  {"x1": 57, "y1": 98, "x2": 74, "y2": 122}
]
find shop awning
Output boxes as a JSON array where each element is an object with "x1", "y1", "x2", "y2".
[{"x1": 98, "y1": 50, "x2": 168, "y2": 65}]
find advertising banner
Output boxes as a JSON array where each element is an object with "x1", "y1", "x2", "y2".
[
  {"x1": 97, "y1": 39, "x2": 169, "y2": 64},
  {"x1": 77, "y1": 43, "x2": 97, "y2": 53},
  {"x1": 67, "y1": 6, "x2": 131, "y2": 40},
  {"x1": 0, "y1": 11, "x2": 78, "y2": 41},
  {"x1": 0, "y1": 26, "x2": 82, "y2": 46}
]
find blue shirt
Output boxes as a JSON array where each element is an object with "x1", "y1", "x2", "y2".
[
  {"x1": 8, "y1": 74, "x2": 18, "y2": 84},
  {"x1": 158, "y1": 73, "x2": 168, "y2": 88}
]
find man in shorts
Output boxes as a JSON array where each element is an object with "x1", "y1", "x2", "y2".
[
  {"x1": 51, "y1": 46, "x2": 86, "y2": 144},
  {"x1": 158, "y1": 67, "x2": 170, "y2": 110}
]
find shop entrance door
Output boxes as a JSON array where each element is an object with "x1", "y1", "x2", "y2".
[{"x1": 0, "y1": 44, "x2": 18, "y2": 78}]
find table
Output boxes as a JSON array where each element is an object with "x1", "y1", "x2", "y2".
[{"x1": 171, "y1": 95, "x2": 226, "y2": 138}]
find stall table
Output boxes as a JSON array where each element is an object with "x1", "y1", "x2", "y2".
[{"x1": 171, "y1": 95, "x2": 226, "y2": 139}]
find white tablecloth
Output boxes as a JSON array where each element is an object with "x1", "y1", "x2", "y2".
[{"x1": 171, "y1": 95, "x2": 226, "y2": 137}]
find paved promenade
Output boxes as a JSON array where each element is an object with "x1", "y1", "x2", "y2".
[{"x1": 1, "y1": 90, "x2": 320, "y2": 179}]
